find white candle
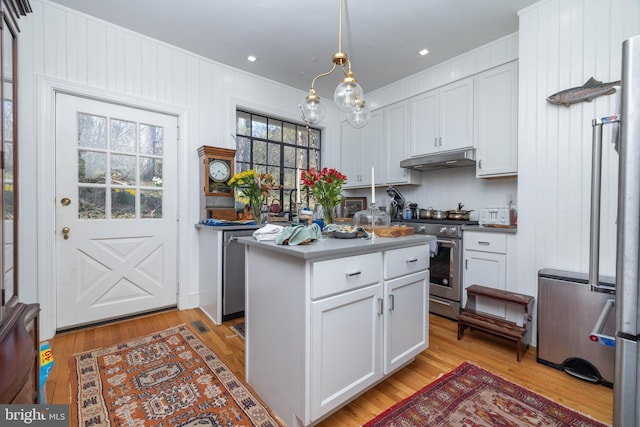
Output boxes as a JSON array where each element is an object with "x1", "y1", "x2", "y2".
[
  {"x1": 296, "y1": 168, "x2": 301, "y2": 204},
  {"x1": 371, "y1": 167, "x2": 376, "y2": 204}
]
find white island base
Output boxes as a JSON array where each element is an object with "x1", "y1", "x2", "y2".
[{"x1": 240, "y1": 234, "x2": 433, "y2": 426}]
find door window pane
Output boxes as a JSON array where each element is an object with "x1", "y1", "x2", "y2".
[
  {"x1": 78, "y1": 113, "x2": 107, "y2": 149},
  {"x1": 141, "y1": 190, "x2": 162, "y2": 218},
  {"x1": 110, "y1": 119, "x2": 137, "y2": 152},
  {"x1": 78, "y1": 150, "x2": 107, "y2": 184},
  {"x1": 140, "y1": 124, "x2": 163, "y2": 155},
  {"x1": 139, "y1": 157, "x2": 163, "y2": 187},
  {"x1": 79, "y1": 187, "x2": 106, "y2": 219},
  {"x1": 111, "y1": 154, "x2": 136, "y2": 186},
  {"x1": 111, "y1": 188, "x2": 136, "y2": 219}
]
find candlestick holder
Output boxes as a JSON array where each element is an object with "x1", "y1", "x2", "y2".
[{"x1": 370, "y1": 202, "x2": 377, "y2": 240}]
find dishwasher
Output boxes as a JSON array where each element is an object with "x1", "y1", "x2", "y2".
[
  {"x1": 222, "y1": 228, "x2": 255, "y2": 320},
  {"x1": 536, "y1": 268, "x2": 615, "y2": 387}
]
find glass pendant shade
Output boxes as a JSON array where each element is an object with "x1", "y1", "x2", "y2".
[
  {"x1": 302, "y1": 96, "x2": 326, "y2": 125},
  {"x1": 334, "y1": 80, "x2": 364, "y2": 112},
  {"x1": 347, "y1": 101, "x2": 370, "y2": 128}
]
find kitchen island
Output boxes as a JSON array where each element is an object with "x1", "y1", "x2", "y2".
[{"x1": 239, "y1": 233, "x2": 435, "y2": 426}]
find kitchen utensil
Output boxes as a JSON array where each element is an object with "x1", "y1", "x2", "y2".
[
  {"x1": 269, "y1": 199, "x2": 281, "y2": 213},
  {"x1": 446, "y1": 203, "x2": 473, "y2": 220},
  {"x1": 432, "y1": 210, "x2": 448, "y2": 219}
]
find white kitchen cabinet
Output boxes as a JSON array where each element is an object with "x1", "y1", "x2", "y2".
[
  {"x1": 410, "y1": 77, "x2": 474, "y2": 156},
  {"x1": 475, "y1": 61, "x2": 518, "y2": 177},
  {"x1": 385, "y1": 101, "x2": 419, "y2": 185},
  {"x1": 462, "y1": 230, "x2": 518, "y2": 321},
  {"x1": 310, "y1": 283, "x2": 383, "y2": 419},
  {"x1": 342, "y1": 102, "x2": 418, "y2": 188},
  {"x1": 244, "y1": 237, "x2": 432, "y2": 426}
]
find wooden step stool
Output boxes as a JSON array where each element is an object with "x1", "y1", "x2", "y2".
[{"x1": 457, "y1": 284, "x2": 535, "y2": 361}]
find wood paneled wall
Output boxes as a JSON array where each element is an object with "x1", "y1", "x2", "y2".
[{"x1": 517, "y1": 0, "x2": 640, "y2": 343}]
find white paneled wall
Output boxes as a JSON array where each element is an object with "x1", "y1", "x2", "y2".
[
  {"x1": 20, "y1": 0, "x2": 342, "y2": 339},
  {"x1": 518, "y1": 0, "x2": 640, "y2": 343}
]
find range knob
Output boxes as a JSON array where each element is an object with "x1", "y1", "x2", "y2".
[
  {"x1": 449, "y1": 227, "x2": 457, "y2": 234},
  {"x1": 439, "y1": 226, "x2": 448, "y2": 233},
  {"x1": 418, "y1": 225, "x2": 426, "y2": 233}
]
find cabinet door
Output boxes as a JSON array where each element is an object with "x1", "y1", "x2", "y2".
[
  {"x1": 440, "y1": 76, "x2": 474, "y2": 152},
  {"x1": 463, "y1": 250, "x2": 506, "y2": 318},
  {"x1": 476, "y1": 62, "x2": 518, "y2": 177},
  {"x1": 384, "y1": 271, "x2": 428, "y2": 374},
  {"x1": 310, "y1": 284, "x2": 383, "y2": 421},
  {"x1": 410, "y1": 90, "x2": 439, "y2": 156},
  {"x1": 385, "y1": 101, "x2": 413, "y2": 184},
  {"x1": 340, "y1": 120, "x2": 363, "y2": 188},
  {"x1": 361, "y1": 110, "x2": 384, "y2": 186}
]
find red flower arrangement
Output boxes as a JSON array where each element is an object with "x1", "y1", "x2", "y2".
[{"x1": 301, "y1": 167, "x2": 347, "y2": 225}]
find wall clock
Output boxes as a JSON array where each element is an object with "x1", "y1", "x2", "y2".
[{"x1": 197, "y1": 146, "x2": 237, "y2": 220}]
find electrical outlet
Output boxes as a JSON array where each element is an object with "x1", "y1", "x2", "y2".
[{"x1": 506, "y1": 193, "x2": 515, "y2": 207}]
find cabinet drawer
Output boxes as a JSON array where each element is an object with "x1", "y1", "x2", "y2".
[
  {"x1": 311, "y1": 253, "x2": 382, "y2": 300},
  {"x1": 464, "y1": 232, "x2": 506, "y2": 253},
  {"x1": 384, "y1": 245, "x2": 429, "y2": 280}
]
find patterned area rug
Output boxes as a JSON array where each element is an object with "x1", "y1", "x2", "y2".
[
  {"x1": 365, "y1": 361, "x2": 608, "y2": 427},
  {"x1": 69, "y1": 324, "x2": 280, "y2": 426},
  {"x1": 230, "y1": 321, "x2": 246, "y2": 339}
]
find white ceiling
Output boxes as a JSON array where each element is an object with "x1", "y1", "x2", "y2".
[{"x1": 46, "y1": 0, "x2": 538, "y2": 99}]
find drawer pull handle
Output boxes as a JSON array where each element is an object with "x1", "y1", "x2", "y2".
[
  {"x1": 346, "y1": 271, "x2": 362, "y2": 278},
  {"x1": 378, "y1": 298, "x2": 384, "y2": 315},
  {"x1": 406, "y1": 258, "x2": 418, "y2": 264},
  {"x1": 478, "y1": 241, "x2": 490, "y2": 245},
  {"x1": 389, "y1": 294, "x2": 395, "y2": 311}
]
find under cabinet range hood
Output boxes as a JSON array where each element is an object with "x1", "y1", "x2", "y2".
[{"x1": 400, "y1": 148, "x2": 476, "y2": 171}]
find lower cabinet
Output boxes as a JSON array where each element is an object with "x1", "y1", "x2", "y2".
[{"x1": 246, "y1": 241, "x2": 430, "y2": 426}]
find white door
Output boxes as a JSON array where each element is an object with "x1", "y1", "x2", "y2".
[{"x1": 55, "y1": 93, "x2": 178, "y2": 329}]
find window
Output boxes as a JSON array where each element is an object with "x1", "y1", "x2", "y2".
[{"x1": 235, "y1": 110, "x2": 321, "y2": 213}]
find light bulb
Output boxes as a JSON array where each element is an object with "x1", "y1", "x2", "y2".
[
  {"x1": 334, "y1": 79, "x2": 364, "y2": 112},
  {"x1": 301, "y1": 92, "x2": 326, "y2": 124},
  {"x1": 347, "y1": 101, "x2": 370, "y2": 128}
]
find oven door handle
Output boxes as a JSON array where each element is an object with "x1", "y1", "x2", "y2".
[{"x1": 436, "y1": 239, "x2": 456, "y2": 248}]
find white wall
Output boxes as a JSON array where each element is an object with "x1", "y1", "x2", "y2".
[
  {"x1": 517, "y1": 0, "x2": 640, "y2": 344},
  {"x1": 19, "y1": 0, "x2": 341, "y2": 339}
]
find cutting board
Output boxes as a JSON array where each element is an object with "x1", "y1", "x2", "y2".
[{"x1": 364, "y1": 226, "x2": 415, "y2": 237}]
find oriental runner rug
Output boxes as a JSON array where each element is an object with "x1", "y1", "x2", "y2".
[
  {"x1": 69, "y1": 324, "x2": 280, "y2": 427},
  {"x1": 365, "y1": 361, "x2": 608, "y2": 427}
]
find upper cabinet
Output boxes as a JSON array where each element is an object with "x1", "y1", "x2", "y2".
[
  {"x1": 410, "y1": 76, "x2": 474, "y2": 156},
  {"x1": 475, "y1": 61, "x2": 518, "y2": 178},
  {"x1": 341, "y1": 102, "x2": 418, "y2": 189}
]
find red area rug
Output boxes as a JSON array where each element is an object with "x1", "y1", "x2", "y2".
[
  {"x1": 365, "y1": 361, "x2": 608, "y2": 427},
  {"x1": 69, "y1": 324, "x2": 280, "y2": 426}
]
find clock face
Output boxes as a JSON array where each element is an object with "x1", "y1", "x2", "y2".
[{"x1": 208, "y1": 159, "x2": 231, "y2": 182}]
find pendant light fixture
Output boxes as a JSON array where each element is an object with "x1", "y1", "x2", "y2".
[{"x1": 300, "y1": 0, "x2": 370, "y2": 128}]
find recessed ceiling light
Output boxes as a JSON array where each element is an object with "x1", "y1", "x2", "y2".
[
  {"x1": 247, "y1": 55, "x2": 257, "y2": 62},
  {"x1": 419, "y1": 49, "x2": 429, "y2": 56}
]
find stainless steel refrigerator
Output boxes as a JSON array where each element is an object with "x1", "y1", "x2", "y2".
[{"x1": 612, "y1": 34, "x2": 640, "y2": 427}]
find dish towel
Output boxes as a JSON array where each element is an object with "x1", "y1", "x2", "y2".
[
  {"x1": 252, "y1": 224, "x2": 285, "y2": 241},
  {"x1": 429, "y1": 239, "x2": 438, "y2": 257},
  {"x1": 275, "y1": 224, "x2": 322, "y2": 245}
]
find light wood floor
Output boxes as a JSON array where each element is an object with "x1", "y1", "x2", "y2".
[{"x1": 45, "y1": 308, "x2": 613, "y2": 426}]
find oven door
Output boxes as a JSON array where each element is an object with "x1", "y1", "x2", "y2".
[{"x1": 429, "y1": 238, "x2": 462, "y2": 302}]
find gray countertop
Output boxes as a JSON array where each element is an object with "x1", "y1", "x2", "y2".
[
  {"x1": 237, "y1": 233, "x2": 435, "y2": 260},
  {"x1": 463, "y1": 225, "x2": 517, "y2": 234}
]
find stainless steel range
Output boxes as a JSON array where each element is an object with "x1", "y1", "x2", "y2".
[{"x1": 397, "y1": 219, "x2": 478, "y2": 320}]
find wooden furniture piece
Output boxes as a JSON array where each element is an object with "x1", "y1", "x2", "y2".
[
  {"x1": 0, "y1": 303, "x2": 40, "y2": 403},
  {"x1": 197, "y1": 145, "x2": 236, "y2": 220},
  {"x1": 0, "y1": 0, "x2": 35, "y2": 404},
  {"x1": 458, "y1": 284, "x2": 534, "y2": 361}
]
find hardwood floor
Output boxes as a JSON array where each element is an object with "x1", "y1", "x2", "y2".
[{"x1": 45, "y1": 308, "x2": 613, "y2": 426}]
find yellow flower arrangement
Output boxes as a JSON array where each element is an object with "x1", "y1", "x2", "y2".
[{"x1": 228, "y1": 170, "x2": 276, "y2": 221}]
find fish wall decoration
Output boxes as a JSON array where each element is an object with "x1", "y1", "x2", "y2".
[{"x1": 546, "y1": 77, "x2": 621, "y2": 107}]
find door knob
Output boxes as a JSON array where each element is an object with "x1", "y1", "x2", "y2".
[
  {"x1": 62, "y1": 226, "x2": 70, "y2": 240},
  {"x1": 61, "y1": 198, "x2": 71, "y2": 206}
]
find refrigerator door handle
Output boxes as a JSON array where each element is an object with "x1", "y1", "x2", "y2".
[{"x1": 589, "y1": 298, "x2": 616, "y2": 347}]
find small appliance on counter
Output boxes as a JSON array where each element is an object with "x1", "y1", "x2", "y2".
[{"x1": 479, "y1": 207, "x2": 517, "y2": 226}]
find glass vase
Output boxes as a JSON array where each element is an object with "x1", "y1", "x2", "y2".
[{"x1": 322, "y1": 204, "x2": 336, "y2": 226}]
